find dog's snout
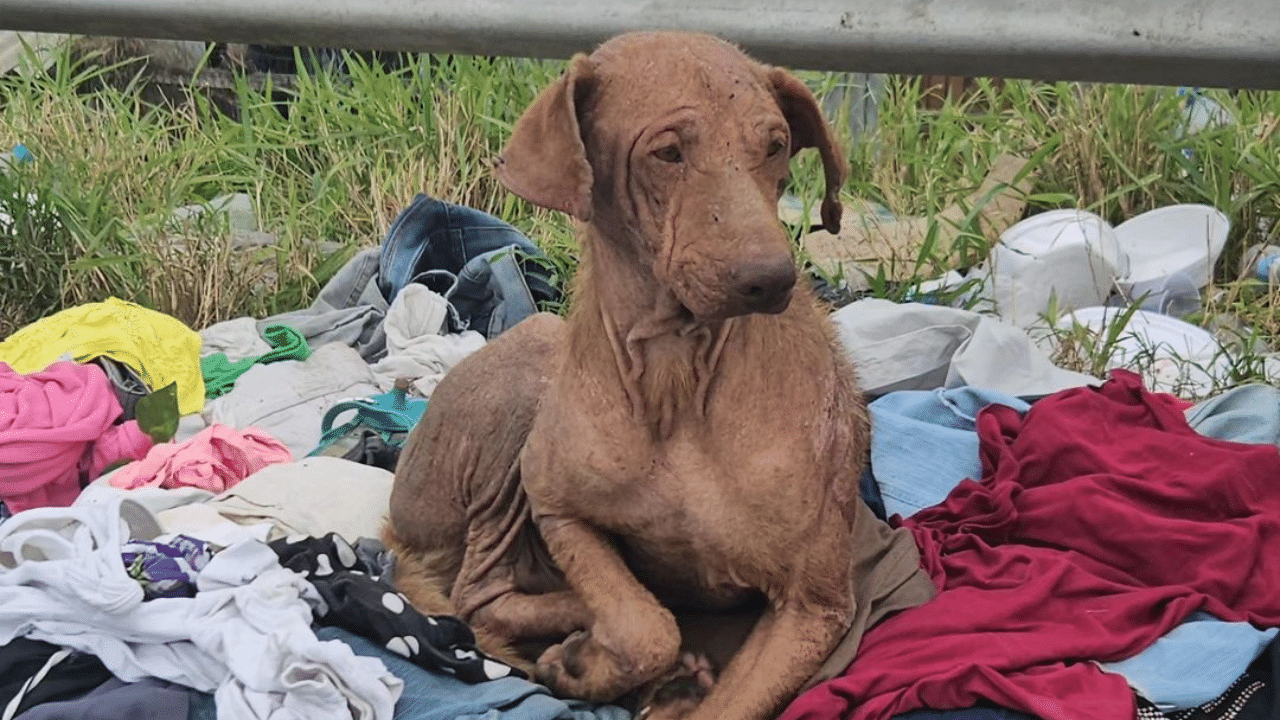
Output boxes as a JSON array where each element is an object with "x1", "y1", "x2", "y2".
[{"x1": 734, "y1": 256, "x2": 796, "y2": 313}]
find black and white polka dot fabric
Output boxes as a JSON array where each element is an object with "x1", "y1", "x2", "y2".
[{"x1": 270, "y1": 533, "x2": 521, "y2": 683}]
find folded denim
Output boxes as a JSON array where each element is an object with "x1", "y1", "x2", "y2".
[
  {"x1": 1100, "y1": 612, "x2": 1279, "y2": 711},
  {"x1": 376, "y1": 194, "x2": 560, "y2": 340},
  {"x1": 869, "y1": 386, "x2": 1030, "y2": 519}
]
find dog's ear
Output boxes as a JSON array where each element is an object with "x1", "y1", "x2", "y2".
[
  {"x1": 767, "y1": 68, "x2": 848, "y2": 234},
  {"x1": 494, "y1": 54, "x2": 596, "y2": 221}
]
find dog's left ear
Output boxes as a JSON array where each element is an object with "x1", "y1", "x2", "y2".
[{"x1": 767, "y1": 68, "x2": 847, "y2": 234}]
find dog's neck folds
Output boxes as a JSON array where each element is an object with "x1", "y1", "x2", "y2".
[{"x1": 570, "y1": 231, "x2": 734, "y2": 439}]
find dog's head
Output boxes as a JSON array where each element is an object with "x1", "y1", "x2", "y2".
[{"x1": 495, "y1": 32, "x2": 847, "y2": 321}]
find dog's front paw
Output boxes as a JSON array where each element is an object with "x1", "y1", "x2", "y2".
[
  {"x1": 536, "y1": 630, "x2": 620, "y2": 700},
  {"x1": 536, "y1": 628, "x2": 662, "y2": 701},
  {"x1": 535, "y1": 629, "x2": 589, "y2": 681},
  {"x1": 635, "y1": 652, "x2": 717, "y2": 720}
]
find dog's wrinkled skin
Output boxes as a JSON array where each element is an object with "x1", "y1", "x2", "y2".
[{"x1": 385, "y1": 32, "x2": 871, "y2": 720}]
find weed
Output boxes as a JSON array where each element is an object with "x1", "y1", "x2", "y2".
[{"x1": 1, "y1": 43, "x2": 1279, "y2": 399}]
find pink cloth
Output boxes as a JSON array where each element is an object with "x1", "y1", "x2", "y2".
[
  {"x1": 108, "y1": 423, "x2": 293, "y2": 492},
  {"x1": 0, "y1": 361, "x2": 152, "y2": 513},
  {"x1": 783, "y1": 371, "x2": 1280, "y2": 720}
]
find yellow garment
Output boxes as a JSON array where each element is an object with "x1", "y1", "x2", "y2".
[{"x1": 0, "y1": 297, "x2": 205, "y2": 414}]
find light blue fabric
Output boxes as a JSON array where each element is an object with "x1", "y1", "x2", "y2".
[
  {"x1": 1186, "y1": 383, "x2": 1280, "y2": 446},
  {"x1": 317, "y1": 627, "x2": 630, "y2": 720},
  {"x1": 1099, "y1": 612, "x2": 1279, "y2": 711},
  {"x1": 869, "y1": 386, "x2": 1030, "y2": 519},
  {"x1": 188, "y1": 627, "x2": 630, "y2": 720}
]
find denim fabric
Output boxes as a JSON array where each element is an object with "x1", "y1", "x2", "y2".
[
  {"x1": 1186, "y1": 384, "x2": 1280, "y2": 447},
  {"x1": 257, "y1": 197, "x2": 559, "y2": 361},
  {"x1": 1100, "y1": 612, "x2": 1279, "y2": 711},
  {"x1": 869, "y1": 386, "x2": 1030, "y2": 519},
  {"x1": 453, "y1": 247, "x2": 555, "y2": 339},
  {"x1": 377, "y1": 195, "x2": 539, "y2": 302},
  {"x1": 859, "y1": 468, "x2": 887, "y2": 521},
  {"x1": 378, "y1": 195, "x2": 560, "y2": 339},
  {"x1": 202, "y1": 627, "x2": 630, "y2": 720}
]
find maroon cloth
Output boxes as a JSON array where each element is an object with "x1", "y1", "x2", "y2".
[{"x1": 782, "y1": 370, "x2": 1280, "y2": 720}]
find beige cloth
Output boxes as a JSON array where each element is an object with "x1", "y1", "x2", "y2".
[{"x1": 157, "y1": 457, "x2": 393, "y2": 544}]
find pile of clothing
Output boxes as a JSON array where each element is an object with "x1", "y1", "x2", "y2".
[
  {"x1": 0, "y1": 196, "x2": 628, "y2": 720},
  {"x1": 778, "y1": 301, "x2": 1280, "y2": 720},
  {"x1": 5, "y1": 194, "x2": 1280, "y2": 720}
]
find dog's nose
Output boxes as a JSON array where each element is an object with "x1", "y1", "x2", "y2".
[{"x1": 734, "y1": 256, "x2": 797, "y2": 313}]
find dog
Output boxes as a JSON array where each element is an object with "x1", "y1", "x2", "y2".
[{"x1": 384, "y1": 31, "x2": 932, "y2": 720}]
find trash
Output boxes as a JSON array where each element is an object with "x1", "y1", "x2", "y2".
[
  {"x1": 1177, "y1": 88, "x2": 1234, "y2": 138},
  {"x1": 0, "y1": 143, "x2": 35, "y2": 227},
  {"x1": 3, "y1": 143, "x2": 32, "y2": 169},
  {"x1": 1114, "y1": 204, "x2": 1229, "y2": 313},
  {"x1": 900, "y1": 269, "x2": 973, "y2": 305},
  {"x1": 1054, "y1": 305, "x2": 1232, "y2": 396},
  {"x1": 0, "y1": 32, "x2": 70, "y2": 74},
  {"x1": 980, "y1": 209, "x2": 1127, "y2": 328},
  {"x1": 1241, "y1": 243, "x2": 1280, "y2": 284},
  {"x1": 798, "y1": 153, "x2": 1035, "y2": 282},
  {"x1": 12, "y1": 144, "x2": 31, "y2": 161},
  {"x1": 1174, "y1": 88, "x2": 1234, "y2": 162},
  {"x1": 170, "y1": 192, "x2": 257, "y2": 233}
]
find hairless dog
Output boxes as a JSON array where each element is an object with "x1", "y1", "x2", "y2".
[{"x1": 385, "y1": 31, "x2": 934, "y2": 719}]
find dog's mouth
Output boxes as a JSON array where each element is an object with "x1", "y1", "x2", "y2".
[
  {"x1": 681, "y1": 290, "x2": 793, "y2": 324},
  {"x1": 668, "y1": 264, "x2": 796, "y2": 323},
  {"x1": 750, "y1": 289, "x2": 793, "y2": 315}
]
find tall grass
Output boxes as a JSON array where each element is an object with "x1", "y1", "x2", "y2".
[
  {"x1": 0, "y1": 44, "x2": 570, "y2": 332},
  {"x1": 1, "y1": 43, "x2": 1279, "y2": 396}
]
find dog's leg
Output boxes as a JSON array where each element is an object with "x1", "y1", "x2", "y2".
[
  {"x1": 532, "y1": 515, "x2": 682, "y2": 702},
  {"x1": 680, "y1": 528, "x2": 855, "y2": 720},
  {"x1": 686, "y1": 603, "x2": 848, "y2": 720},
  {"x1": 449, "y1": 521, "x2": 592, "y2": 664},
  {"x1": 470, "y1": 589, "x2": 591, "y2": 642}
]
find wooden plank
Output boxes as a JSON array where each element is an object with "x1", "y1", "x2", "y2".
[{"x1": 0, "y1": 31, "x2": 69, "y2": 74}]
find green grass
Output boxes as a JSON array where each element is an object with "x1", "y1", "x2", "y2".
[
  {"x1": 0, "y1": 43, "x2": 570, "y2": 334},
  {"x1": 2, "y1": 42, "x2": 1279, "y2": 398}
]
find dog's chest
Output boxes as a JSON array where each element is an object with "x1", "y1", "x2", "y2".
[{"x1": 553, "y1": 417, "x2": 824, "y2": 606}]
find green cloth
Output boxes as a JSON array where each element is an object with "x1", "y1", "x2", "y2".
[{"x1": 201, "y1": 323, "x2": 312, "y2": 398}]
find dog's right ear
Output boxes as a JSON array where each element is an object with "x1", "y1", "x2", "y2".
[
  {"x1": 766, "y1": 67, "x2": 848, "y2": 235},
  {"x1": 494, "y1": 54, "x2": 596, "y2": 222}
]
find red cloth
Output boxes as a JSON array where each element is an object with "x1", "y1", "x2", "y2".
[
  {"x1": 0, "y1": 361, "x2": 152, "y2": 513},
  {"x1": 782, "y1": 370, "x2": 1280, "y2": 720}
]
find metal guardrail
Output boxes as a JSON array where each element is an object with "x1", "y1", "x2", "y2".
[{"x1": 1, "y1": 0, "x2": 1277, "y2": 89}]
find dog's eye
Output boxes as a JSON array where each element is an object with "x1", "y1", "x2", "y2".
[
  {"x1": 653, "y1": 145, "x2": 683, "y2": 163},
  {"x1": 767, "y1": 138, "x2": 787, "y2": 157}
]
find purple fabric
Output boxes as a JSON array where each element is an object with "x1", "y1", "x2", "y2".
[{"x1": 121, "y1": 535, "x2": 212, "y2": 600}]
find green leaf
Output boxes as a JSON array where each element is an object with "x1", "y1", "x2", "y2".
[{"x1": 135, "y1": 382, "x2": 180, "y2": 444}]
